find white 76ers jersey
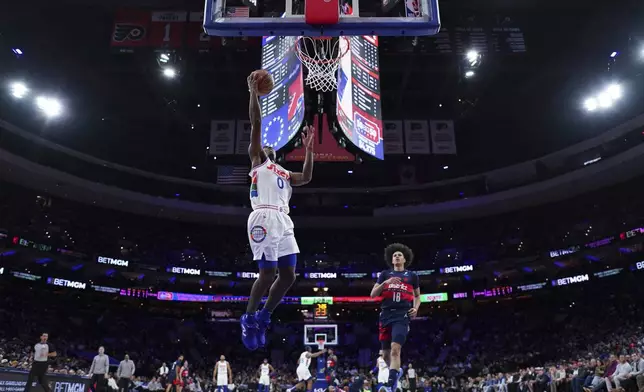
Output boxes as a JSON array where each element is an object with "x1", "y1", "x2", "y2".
[
  {"x1": 298, "y1": 352, "x2": 311, "y2": 368},
  {"x1": 249, "y1": 160, "x2": 292, "y2": 213},
  {"x1": 261, "y1": 364, "x2": 270, "y2": 376},
  {"x1": 217, "y1": 361, "x2": 228, "y2": 376},
  {"x1": 377, "y1": 357, "x2": 388, "y2": 373}
]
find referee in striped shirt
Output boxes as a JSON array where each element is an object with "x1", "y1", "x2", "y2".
[{"x1": 23, "y1": 332, "x2": 57, "y2": 392}]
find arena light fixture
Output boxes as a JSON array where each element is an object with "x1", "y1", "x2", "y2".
[
  {"x1": 464, "y1": 70, "x2": 475, "y2": 78},
  {"x1": 162, "y1": 67, "x2": 177, "y2": 78},
  {"x1": 583, "y1": 83, "x2": 623, "y2": 112},
  {"x1": 9, "y1": 81, "x2": 28, "y2": 99},
  {"x1": 35, "y1": 96, "x2": 63, "y2": 118},
  {"x1": 159, "y1": 53, "x2": 171, "y2": 64},
  {"x1": 606, "y1": 83, "x2": 622, "y2": 100},
  {"x1": 466, "y1": 50, "x2": 480, "y2": 66},
  {"x1": 583, "y1": 98, "x2": 598, "y2": 112}
]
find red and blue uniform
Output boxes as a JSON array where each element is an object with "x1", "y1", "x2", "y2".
[{"x1": 377, "y1": 269, "x2": 419, "y2": 349}]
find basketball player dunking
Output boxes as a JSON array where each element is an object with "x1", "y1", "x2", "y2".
[
  {"x1": 240, "y1": 70, "x2": 316, "y2": 351},
  {"x1": 370, "y1": 243, "x2": 421, "y2": 392},
  {"x1": 213, "y1": 355, "x2": 232, "y2": 392},
  {"x1": 258, "y1": 359, "x2": 274, "y2": 392},
  {"x1": 288, "y1": 347, "x2": 326, "y2": 392}
]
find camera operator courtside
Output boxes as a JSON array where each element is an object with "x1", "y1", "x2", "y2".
[{"x1": 23, "y1": 333, "x2": 57, "y2": 392}]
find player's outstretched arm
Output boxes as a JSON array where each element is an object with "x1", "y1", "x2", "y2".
[
  {"x1": 290, "y1": 125, "x2": 315, "y2": 186},
  {"x1": 310, "y1": 350, "x2": 327, "y2": 358},
  {"x1": 247, "y1": 72, "x2": 263, "y2": 167}
]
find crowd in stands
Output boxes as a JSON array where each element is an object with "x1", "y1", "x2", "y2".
[{"x1": 2, "y1": 275, "x2": 644, "y2": 392}]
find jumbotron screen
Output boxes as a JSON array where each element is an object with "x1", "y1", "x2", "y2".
[
  {"x1": 260, "y1": 36, "x2": 305, "y2": 151},
  {"x1": 336, "y1": 36, "x2": 384, "y2": 160}
]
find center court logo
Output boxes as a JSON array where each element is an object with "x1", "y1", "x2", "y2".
[{"x1": 250, "y1": 226, "x2": 267, "y2": 243}]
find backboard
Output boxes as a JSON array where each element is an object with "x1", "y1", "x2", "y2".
[
  {"x1": 203, "y1": 0, "x2": 440, "y2": 37},
  {"x1": 304, "y1": 324, "x2": 338, "y2": 346}
]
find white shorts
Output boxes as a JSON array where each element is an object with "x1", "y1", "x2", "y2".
[
  {"x1": 259, "y1": 375, "x2": 270, "y2": 385},
  {"x1": 248, "y1": 209, "x2": 299, "y2": 262},
  {"x1": 296, "y1": 367, "x2": 312, "y2": 382},
  {"x1": 217, "y1": 377, "x2": 228, "y2": 386},
  {"x1": 378, "y1": 370, "x2": 389, "y2": 384}
]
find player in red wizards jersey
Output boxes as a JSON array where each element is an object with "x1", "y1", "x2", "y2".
[{"x1": 370, "y1": 243, "x2": 421, "y2": 392}]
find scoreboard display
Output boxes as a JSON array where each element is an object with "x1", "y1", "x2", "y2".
[
  {"x1": 314, "y1": 303, "x2": 329, "y2": 320},
  {"x1": 336, "y1": 36, "x2": 384, "y2": 160},
  {"x1": 259, "y1": 36, "x2": 305, "y2": 152}
]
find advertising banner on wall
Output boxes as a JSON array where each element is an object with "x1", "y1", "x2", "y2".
[{"x1": 0, "y1": 369, "x2": 90, "y2": 392}]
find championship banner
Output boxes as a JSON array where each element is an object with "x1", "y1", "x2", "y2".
[
  {"x1": 148, "y1": 11, "x2": 188, "y2": 49},
  {"x1": 235, "y1": 120, "x2": 252, "y2": 155},
  {"x1": 403, "y1": 120, "x2": 430, "y2": 154},
  {"x1": 0, "y1": 368, "x2": 90, "y2": 392},
  {"x1": 110, "y1": 9, "x2": 150, "y2": 51},
  {"x1": 383, "y1": 120, "x2": 404, "y2": 154},
  {"x1": 187, "y1": 12, "x2": 221, "y2": 52},
  {"x1": 286, "y1": 114, "x2": 354, "y2": 162},
  {"x1": 210, "y1": 121, "x2": 236, "y2": 155},
  {"x1": 430, "y1": 120, "x2": 457, "y2": 155}
]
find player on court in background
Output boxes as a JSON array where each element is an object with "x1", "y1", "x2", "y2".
[
  {"x1": 166, "y1": 354, "x2": 185, "y2": 392},
  {"x1": 258, "y1": 359, "x2": 274, "y2": 392},
  {"x1": 326, "y1": 348, "x2": 338, "y2": 385},
  {"x1": 240, "y1": 70, "x2": 316, "y2": 351},
  {"x1": 370, "y1": 243, "x2": 421, "y2": 392},
  {"x1": 214, "y1": 355, "x2": 233, "y2": 392},
  {"x1": 372, "y1": 350, "x2": 389, "y2": 391},
  {"x1": 287, "y1": 346, "x2": 327, "y2": 392}
]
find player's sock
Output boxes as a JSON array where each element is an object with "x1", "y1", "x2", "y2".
[
  {"x1": 255, "y1": 309, "x2": 272, "y2": 347},
  {"x1": 388, "y1": 369, "x2": 399, "y2": 389},
  {"x1": 240, "y1": 312, "x2": 259, "y2": 350}
]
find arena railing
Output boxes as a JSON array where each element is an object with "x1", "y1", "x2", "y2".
[{"x1": 1, "y1": 114, "x2": 644, "y2": 226}]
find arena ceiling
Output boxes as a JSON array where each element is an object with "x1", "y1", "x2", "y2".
[{"x1": 0, "y1": 0, "x2": 643, "y2": 188}]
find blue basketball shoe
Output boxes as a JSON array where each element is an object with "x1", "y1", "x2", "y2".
[
  {"x1": 255, "y1": 310, "x2": 271, "y2": 348},
  {"x1": 240, "y1": 313, "x2": 259, "y2": 351}
]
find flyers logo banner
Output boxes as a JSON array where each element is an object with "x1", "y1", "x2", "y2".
[
  {"x1": 113, "y1": 24, "x2": 146, "y2": 42},
  {"x1": 110, "y1": 9, "x2": 150, "y2": 50}
]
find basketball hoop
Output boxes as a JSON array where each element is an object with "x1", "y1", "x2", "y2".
[
  {"x1": 317, "y1": 338, "x2": 326, "y2": 350},
  {"x1": 295, "y1": 36, "x2": 350, "y2": 92}
]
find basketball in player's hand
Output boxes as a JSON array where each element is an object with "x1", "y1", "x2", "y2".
[{"x1": 253, "y1": 69, "x2": 274, "y2": 96}]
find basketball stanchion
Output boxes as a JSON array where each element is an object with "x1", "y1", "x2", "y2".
[{"x1": 314, "y1": 338, "x2": 328, "y2": 392}]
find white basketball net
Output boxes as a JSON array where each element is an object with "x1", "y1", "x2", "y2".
[
  {"x1": 317, "y1": 339, "x2": 325, "y2": 350},
  {"x1": 296, "y1": 36, "x2": 350, "y2": 92}
]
